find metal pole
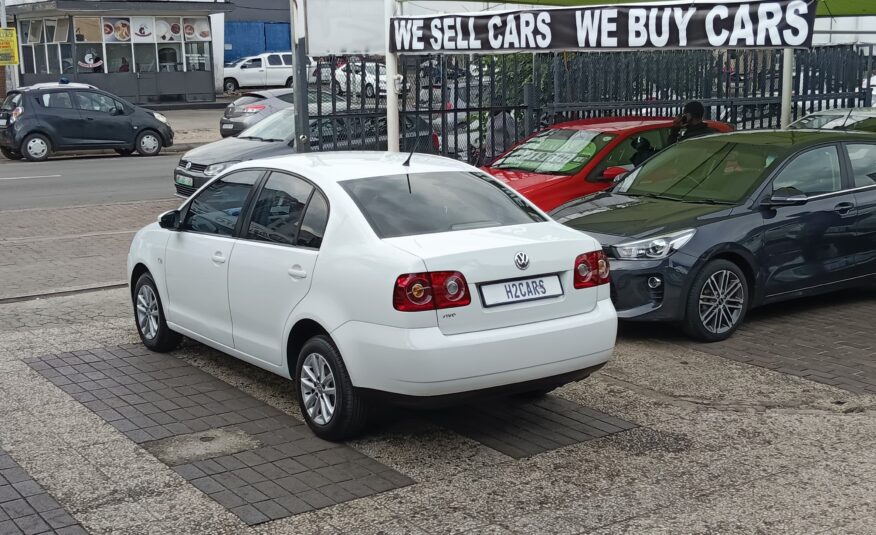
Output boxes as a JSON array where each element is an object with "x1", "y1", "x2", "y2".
[
  {"x1": 1, "y1": 0, "x2": 14, "y2": 92},
  {"x1": 780, "y1": 47, "x2": 794, "y2": 128},
  {"x1": 291, "y1": 0, "x2": 310, "y2": 152},
  {"x1": 385, "y1": 0, "x2": 400, "y2": 152}
]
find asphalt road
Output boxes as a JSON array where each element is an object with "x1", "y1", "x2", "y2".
[{"x1": 0, "y1": 154, "x2": 179, "y2": 210}]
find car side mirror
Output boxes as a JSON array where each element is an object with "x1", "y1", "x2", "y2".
[
  {"x1": 600, "y1": 166, "x2": 630, "y2": 182},
  {"x1": 158, "y1": 210, "x2": 180, "y2": 230},
  {"x1": 240, "y1": 64, "x2": 248, "y2": 69},
  {"x1": 762, "y1": 187, "x2": 808, "y2": 207}
]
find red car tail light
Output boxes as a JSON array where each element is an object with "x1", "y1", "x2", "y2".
[
  {"x1": 394, "y1": 271, "x2": 470, "y2": 311},
  {"x1": 9, "y1": 106, "x2": 23, "y2": 124},
  {"x1": 431, "y1": 132, "x2": 440, "y2": 151},
  {"x1": 242, "y1": 104, "x2": 266, "y2": 113},
  {"x1": 574, "y1": 251, "x2": 610, "y2": 289}
]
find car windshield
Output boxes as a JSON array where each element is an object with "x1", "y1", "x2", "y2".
[
  {"x1": 239, "y1": 108, "x2": 295, "y2": 141},
  {"x1": 225, "y1": 57, "x2": 246, "y2": 67},
  {"x1": 1, "y1": 92, "x2": 21, "y2": 111},
  {"x1": 489, "y1": 129, "x2": 616, "y2": 175},
  {"x1": 340, "y1": 172, "x2": 546, "y2": 238},
  {"x1": 614, "y1": 139, "x2": 787, "y2": 204}
]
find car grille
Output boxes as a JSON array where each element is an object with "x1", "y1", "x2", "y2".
[
  {"x1": 178, "y1": 160, "x2": 207, "y2": 173},
  {"x1": 175, "y1": 183, "x2": 197, "y2": 197}
]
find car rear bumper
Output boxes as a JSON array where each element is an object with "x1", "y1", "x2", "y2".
[
  {"x1": 219, "y1": 118, "x2": 252, "y2": 138},
  {"x1": 332, "y1": 299, "x2": 617, "y2": 397}
]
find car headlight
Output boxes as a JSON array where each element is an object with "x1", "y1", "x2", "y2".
[
  {"x1": 152, "y1": 112, "x2": 168, "y2": 124},
  {"x1": 613, "y1": 229, "x2": 696, "y2": 260},
  {"x1": 203, "y1": 161, "x2": 238, "y2": 177}
]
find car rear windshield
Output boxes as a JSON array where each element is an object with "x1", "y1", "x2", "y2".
[
  {"x1": 340, "y1": 172, "x2": 546, "y2": 238},
  {"x1": 490, "y1": 129, "x2": 616, "y2": 175},
  {"x1": 1, "y1": 92, "x2": 21, "y2": 111},
  {"x1": 614, "y1": 139, "x2": 788, "y2": 204},
  {"x1": 232, "y1": 95, "x2": 265, "y2": 107}
]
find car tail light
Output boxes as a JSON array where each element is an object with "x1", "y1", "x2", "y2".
[
  {"x1": 9, "y1": 106, "x2": 23, "y2": 124},
  {"x1": 241, "y1": 104, "x2": 266, "y2": 114},
  {"x1": 431, "y1": 132, "x2": 440, "y2": 151},
  {"x1": 445, "y1": 101, "x2": 454, "y2": 111},
  {"x1": 574, "y1": 251, "x2": 610, "y2": 289},
  {"x1": 394, "y1": 271, "x2": 471, "y2": 311}
]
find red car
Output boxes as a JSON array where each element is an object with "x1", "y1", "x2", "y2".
[{"x1": 482, "y1": 117, "x2": 733, "y2": 211}]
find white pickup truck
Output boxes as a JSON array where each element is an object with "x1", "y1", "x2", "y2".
[{"x1": 223, "y1": 52, "x2": 315, "y2": 92}]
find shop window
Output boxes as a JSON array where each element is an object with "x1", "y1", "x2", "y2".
[
  {"x1": 33, "y1": 44, "x2": 47, "y2": 73},
  {"x1": 184, "y1": 42, "x2": 211, "y2": 72},
  {"x1": 44, "y1": 20, "x2": 57, "y2": 43},
  {"x1": 158, "y1": 44, "x2": 183, "y2": 72},
  {"x1": 55, "y1": 19, "x2": 71, "y2": 43},
  {"x1": 28, "y1": 20, "x2": 43, "y2": 44},
  {"x1": 47, "y1": 45, "x2": 60, "y2": 74},
  {"x1": 105, "y1": 43, "x2": 133, "y2": 73},
  {"x1": 20, "y1": 46, "x2": 35, "y2": 74},
  {"x1": 134, "y1": 44, "x2": 158, "y2": 73},
  {"x1": 60, "y1": 44, "x2": 74, "y2": 74}
]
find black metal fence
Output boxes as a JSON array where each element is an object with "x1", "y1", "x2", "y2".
[{"x1": 305, "y1": 45, "x2": 872, "y2": 162}]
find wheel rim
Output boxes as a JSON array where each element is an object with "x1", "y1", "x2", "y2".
[
  {"x1": 300, "y1": 353, "x2": 337, "y2": 426},
  {"x1": 26, "y1": 138, "x2": 48, "y2": 159},
  {"x1": 140, "y1": 134, "x2": 159, "y2": 154},
  {"x1": 136, "y1": 285, "x2": 160, "y2": 340},
  {"x1": 698, "y1": 270, "x2": 744, "y2": 335}
]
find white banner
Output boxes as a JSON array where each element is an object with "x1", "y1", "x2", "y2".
[{"x1": 306, "y1": 0, "x2": 385, "y2": 56}]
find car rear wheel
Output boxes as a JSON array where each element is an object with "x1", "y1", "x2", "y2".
[
  {"x1": 1, "y1": 147, "x2": 23, "y2": 160},
  {"x1": 22, "y1": 134, "x2": 51, "y2": 162},
  {"x1": 285, "y1": 77, "x2": 294, "y2": 88},
  {"x1": 683, "y1": 259, "x2": 748, "y2": 342},
  {"x1": 133, "y1": 272, "x2": 181, "y2": 352},
  {"x1": 295, "y1": 335, "x2": 369, "y2": 441},
  {"x1": 224, "y1": 78, "x2": 239, "y2": 92},
  {"x1": 136, "y1": 131, "x2": 162, "y2": 156}
]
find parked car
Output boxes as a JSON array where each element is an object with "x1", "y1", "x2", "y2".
[
  {"x1": 223, "y1": 53, "x2": 316, "y2": 93},
  {"x1": 219, "y1": 89, "x2": 335, "y2": 138},
  {"x1": 550, "y1": 130, "x2": 876, "y2": 342},
  {"x1": 175, "y1": 106, "x2": 438, "y2": 197},
  {"x1": 482, "y1": 117, "x2": 734, "y2": 212},
  {"x1": 788, "y1": 108, "x2": 876, "y2": 133},
  {"x1": 131, "y1": 152, "x2": 617, "y2": 439},
  {"x1": 0, "y1": 81, "x2": 173, "y2": 161},
  {"x1": 334, "y1": 62, "x2": 409, "y2": 98}
]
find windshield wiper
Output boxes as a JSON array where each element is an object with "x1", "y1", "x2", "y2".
[
  {"x1": 680, "y1": 198, "x2": 734, "y2": 205},
  {"x1": 624, "y1": 192, "x2": 684, "y2": 202},
  {"x1": 238, "y1": 136, "x2": 265, "y2": 141}
]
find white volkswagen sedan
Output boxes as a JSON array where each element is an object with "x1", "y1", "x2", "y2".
[{"x1": 128, "y1": 152, "x2": 617, "y2": 440}]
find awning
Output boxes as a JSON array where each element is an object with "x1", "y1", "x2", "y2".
[{"x1": 8, "y1": 1, "x2": 235, "y2": 17}]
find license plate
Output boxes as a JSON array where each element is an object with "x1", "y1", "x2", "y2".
[
  {"x1": 0, "y1": 119, "x2": 6, "y2": 127},
  {"x1": 175, "y1": 174, "x2": 193, "y2": 187},
  {"x1": 480, "y1": 275, "x2": 563, "y2": 307},
  {"x1": 221, "y1": 123, "x2": 234, "y2": 130}
]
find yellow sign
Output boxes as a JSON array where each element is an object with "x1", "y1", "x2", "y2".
[{"x1": 0, "y1": 28, "x2": 20, "y2": 66}]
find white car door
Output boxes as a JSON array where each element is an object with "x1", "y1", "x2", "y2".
[
  {"x1": 238, "y1": 57, "x2": 266, "y2": 87},
  {"x1": 227, "y1": 171, "x2": 328, "y2": 365},
  {"x1": 164, "y1": 169, "x2": 262, "y2": 347},
  {"x1": 265, "y1": 54, "x2": 289, "y2": 86}
]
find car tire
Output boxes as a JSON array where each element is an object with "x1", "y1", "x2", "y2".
[
  {"x1": 21, "y1": 134, "x2": 51, "y2": 162},
  {"x1": 682, "y1": 259, "x2": 749, "y2": 342},
  {"x1": 224, "y1": 78, "x2": 239, "y2": 93},
  {"x1": 133, "y1": 272, "x2": 181, "y2": 352},
  {"x1": 365, "y1": 84, "x2": 375, "y2": 99},
  {"x1": 295, "y1": 335, "x2": 369, "y2": 441},
  {"x1": 115, "y1": 148, "x2": 134, "y2": 156},
  {"x1": 0, "y1": 147, "x2": 23, "y2": 160},
  {"x1": 285, "y1": 77, "x2": 294, "y2": 88},
  {"x1": 136, "y1": 131, "x2": 162, "y2": 156}
]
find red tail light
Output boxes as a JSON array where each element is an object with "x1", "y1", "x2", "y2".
[
  {"x1": 242, "y1": 104, "x2": 266, "y2": 113},
  {"x1": 431, "y1": 132, "x2": 440, "y2": 151},
  {"x1": 9, "y1": 106, "x2": 23, "y2": 124},
  {"x1": 445, "y1": 101, "x2": 454, "y2": 111},
  {"x1": 394, "y1": 271, "x2": 471, "y2": 311},
  {"x1": 574, "y1": 251, "x2": 610, "y2": 289}
]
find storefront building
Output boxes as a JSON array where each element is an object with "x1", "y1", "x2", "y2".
[{"x1": 8, "y1": 0, "x2": 233, "y2": 104}]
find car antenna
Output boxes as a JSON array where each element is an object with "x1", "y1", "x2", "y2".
[{"x1": 839, "y1": 108, "x2": 854, "y2": 130}]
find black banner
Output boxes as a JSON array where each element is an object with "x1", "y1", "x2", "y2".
[{"x1": 390, "y1": 0, "x2": 816, "y2": 53}]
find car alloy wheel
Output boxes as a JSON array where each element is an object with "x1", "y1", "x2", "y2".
[
  {"x1": 25, "y1": 136, "x2": 49, "y2": 160},
  {"x1": 300, "y1": 352, "x2": 337, "y2": 425},
  {"x1": 139, "y1": 133, "x2": 159, "y2": 154},
  {"x1": 136, "y1": 284, "x2": 160, "y2": 341},
  {"x1": 697, "y1": 269, "x2": 744, "y2": 335}
]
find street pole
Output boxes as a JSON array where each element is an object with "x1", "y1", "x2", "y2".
[
  {"x1": 290, "y1": 0, "x2": 310, "y2": 152},
  {"x1": 0, "y1": 0, "x2": 12, "y2": 93},
  {"x1": 780, "y1": 47, "x2": 794, "y2": 128},
  {"x1": 385, "y1": 0, "x2": 400, "y2": 152}
]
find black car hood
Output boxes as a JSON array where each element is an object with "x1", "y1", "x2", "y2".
[
  {"x1": 551, "y1": 192, "x2": 733, "y2": 245},
  {"x1": 183, "y1": 137, "x2": 292, "y2": 165}
]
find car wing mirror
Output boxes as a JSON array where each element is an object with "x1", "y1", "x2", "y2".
[
  {"x1": 600, "y1": 166, "x2": 630, "y2": 182},
  {"x1": 158, "y1": 210, "x2": 180, "y2": 230},
  {"x1": 762, "y1": 187, "x2": 808, "y2": 207}
]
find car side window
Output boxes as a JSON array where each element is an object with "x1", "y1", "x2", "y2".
[
  {"x1": 298, "y1": 191, "x2": 329, "y2": 249},
  {"x1": 73, "y1": 91, "x2": 119, "y2": 114},
  {"x1": 267, "y1": 54, "x2": 283, "y2": 67},
  {"x1": 845, "y1": 144, "x2": 876, "y2": 188},
  {"x1": 246, "y1": 172, "x2": 314, "y2": 245},
  {"x1": 41, "y1": 92, "x2": 73, "y2": 109},
  {"x1": 245, "y1": 58, "x2": 262, "y2": 69},
  {"x1": 282, "y1": 54, "x2": 293, "y2": 66},
  {"x1": 181, "y1": 170, "x2": 261, "y2": 236},
  {"x1": 773, "y1": 145, "x2": 842, "y2": 196}
]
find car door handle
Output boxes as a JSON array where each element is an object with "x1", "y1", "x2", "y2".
[
  {"x1": 288, "y1": 266, "x2": 307, "y2": 279},
  {"x1": 211, "y1": 252, "x2": 226, "y2": 264},
  {"x1": 834, "y1": 202, "x2": 855, "y2": 215}
]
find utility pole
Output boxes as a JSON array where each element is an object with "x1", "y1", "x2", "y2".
[
  {"x1": 780, "y1": 48, "x2": 794, "y2": 128},
  {"x1": 290, "y1": 0, "x2": 310, "y2": 152}
]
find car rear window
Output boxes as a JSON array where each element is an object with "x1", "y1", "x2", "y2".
[
  {"x1": 232, "y1": 95, "x2": 265, "y2": 107},
  {"x1": 1, "y1": 92, "x2": 21, "y2": 111},
  {"x1": 340, "y1": 172, "x2": 546, "y2": 239}
]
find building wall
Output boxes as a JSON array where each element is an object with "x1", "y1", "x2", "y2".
[{"x1": 226, "y1": 0, "x2": 289, "y2": 23}]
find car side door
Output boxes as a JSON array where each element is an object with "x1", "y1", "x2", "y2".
[
  {"x1": 759, "y1": 143, "x2": 860, "y2": 298},
  {"x1": 35, "y1": 91, "x2": 85, "y2": 148},
  {"x1": 842, "y1": 142, "x2": 876, "y2": 277},
  {"x1": 72, "y1": 91, "x2": 131, "y2": 145},
  {"x1": 265, "y1": 54, "x2": 289, "y2": 86},
  {"x1": 238, "y1": 57, "x2": 266, "y2": 88},
  {"x1": 164, "y1": 169, "x2": 263, "y2": 347},
  {"x1": 227, "y1": 171, "x2": 328, "y2": 365}
]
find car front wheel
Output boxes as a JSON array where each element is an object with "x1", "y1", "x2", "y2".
[
  {"x1": 133, "y1": 272, "x2": 181, "y2": 352},
  {"x1": 295, "y1": 335, "x2": 369, "y2": 441},
  {"x1": 136, "y1": 131, "x2": 162, "y2": 156},
  {"x1": 22, "y1": 134, "x2": 51, "y2": 162},
  {"x1": 683, "y1": 259, "x2": 749, "y2": 342}
]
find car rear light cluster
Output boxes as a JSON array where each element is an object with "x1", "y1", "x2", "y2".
[
  {"x1": 9, "y1": 107, "x2": 23, "y2": 124},
  {"x1": 431, "y1": 133, "x2": 440, "y2": 151},
  {"x1": 241, "y1": 104, "x2": 266, "y2": 114},
  {"x1": 574, "y1": 251, "x2": 610, "y2": 289},
  {"x1": 394, "y1": 271, "x2": 470, "y2": 311}
]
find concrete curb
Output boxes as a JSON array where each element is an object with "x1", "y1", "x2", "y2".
[{"x1": 47, "y1": 142, "x2": 207, "y2": 159}]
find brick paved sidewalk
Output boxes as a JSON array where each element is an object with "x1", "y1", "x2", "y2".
[{"x1": 0, "y1": 200, "x2": 178, "y2": 300}]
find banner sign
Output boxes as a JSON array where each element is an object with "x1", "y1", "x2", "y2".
[
  {"x1": 0, "y1": 28, "x2": 19, "y2": 66},
  {"x1": 390, "y1": 0, "x2": 816, "y2": 54}
]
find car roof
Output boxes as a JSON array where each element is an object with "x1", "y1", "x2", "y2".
[
  {"x1": 243, "y1": 151, "x2": 474, "y2": 184},
  {"x1": 687, "y1": 129, "x2": 876, "y2": 146},
  {"x1": 20, "y1": 82, "x2": 97, "y2": 91}
]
